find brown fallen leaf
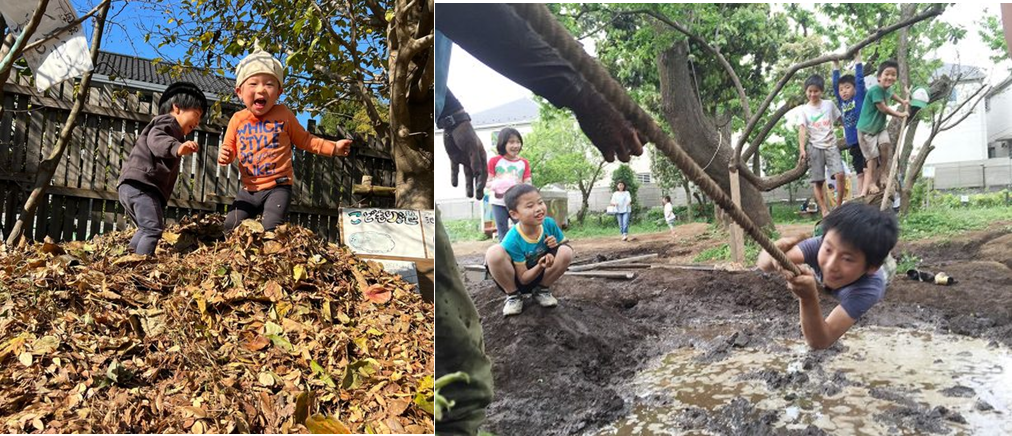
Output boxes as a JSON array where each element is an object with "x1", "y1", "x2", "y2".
[
  {"x1": 41, "y1": 240, "x2": 64, "y2": 255},
  {"x1": 263, "y1": 281, "x2": 284, "y2": 302},
  {"x1": 179, "y1": 405, "x2": 207, "y2": 419},
  {"x1": 112, "y1": 253, "x2": 148, "y2": 266},
  {"x1": 363, "y1": 284, "x2": 392, "y2": 304},
  {"x1": 243, "y1": 336, "x2": 271, "y2": 352}
]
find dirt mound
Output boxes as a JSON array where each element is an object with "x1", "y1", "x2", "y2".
[
  {"x1": 463, "y1": 223, "x2": 1012, "y2": 435},
  {"x1": 979, "y1": 233, "x2": 1012, "y2": 268},
  {"x1": 0, "y1": 215, "x2": 434, "y2": 433}
]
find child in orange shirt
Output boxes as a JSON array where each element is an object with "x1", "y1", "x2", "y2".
[{"x1": 218, "y1": 47, "x2": 353, "y2": 231}]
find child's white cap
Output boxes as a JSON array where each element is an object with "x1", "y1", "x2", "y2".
[{"x1": 235, "y1": 43, "x2": 284, "y2": 88}]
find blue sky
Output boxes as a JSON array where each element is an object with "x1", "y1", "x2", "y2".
[{"x1": 75, "y1": 0, "x2": 193, "y2": 69}]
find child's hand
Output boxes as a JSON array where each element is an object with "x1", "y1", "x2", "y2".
[
  {"x1": 799, "y1": 149, "x2": 807, "y2": 163},
  {"x1": 545, "y1": 235, "x2": 558, "y2": 249},
  {"x1": 539, "y1": 253, "x2": 555, "y2": 269},
  {"x1": 897, "y1": 111, "x2": 909, "y2": 118},
  {"x1": 762, "y1": 234, "x2": 807, "y2": 273},
  {"x1": 783, "y1": 264, "x2": 819, "y2": 302},
  {"x1": 334, "y1": 139, "x2": 352, "y2": 157},
  {"x1": 218, "y1": 146, "x2": 235, "y2": 165},
  {"x1": 855, "y1": 50, "x2": 861, "y2": 63},
  {"x1": 833, "y1": 59, "x2": 840, "y2": 70},
  {"x1": 178, "y1": 141, "x2": 199, "y2": 156}
]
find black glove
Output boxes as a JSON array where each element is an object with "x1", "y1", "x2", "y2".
[
  {"x1": 443, "y1": 119, "x2": 487, "y2": 199},
  {"x1": 570, "y1": 85, "x2": 646, "y2": 163}
]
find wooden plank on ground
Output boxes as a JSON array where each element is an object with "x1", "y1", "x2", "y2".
[{"x1": 568, "y1": 253, "x2": 658, "y2": 272}]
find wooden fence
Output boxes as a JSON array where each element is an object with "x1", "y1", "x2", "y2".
[{"x1": 0, "y1": 79, "x2": 396, "y2": 245}]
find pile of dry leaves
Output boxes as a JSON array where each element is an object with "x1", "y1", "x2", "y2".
[{"x1": 0, "y1": 215, "x2": 434, "y2": 433}]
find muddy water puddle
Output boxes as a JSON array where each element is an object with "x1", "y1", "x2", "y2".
[{"x1": 594, "y1": 326, "x2": 1011, "y2": 435}]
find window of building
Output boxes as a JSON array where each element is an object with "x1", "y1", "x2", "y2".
[{"x1": 636, "y1": 173, "x2": 652, "y2": 184}]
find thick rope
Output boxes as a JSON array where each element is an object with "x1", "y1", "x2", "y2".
[{"x1": 510, "y1": 4, "x2": 801, "y2": 275}]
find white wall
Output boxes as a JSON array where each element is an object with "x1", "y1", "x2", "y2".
[
  {"x1": 593, "y1": 145, "x2": 657, "y2": 188},
  {"x1": 987, "y1": 84, "x2": 1012, "y2": 143},
  {"x1": 917, "y1": 81, "x2": 989, "y2": 165}
]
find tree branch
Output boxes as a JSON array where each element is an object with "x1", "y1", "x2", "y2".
[
  {"x1": 0, "y1": 0, "x2": 51, "y2": 74},
  {"x1": 6, "y1": 0, "x2": 109, "y2": 247},
  {"x1": 741, "y1": 94, "x2": 805, "y2": 162},
  {"x1": 940, "y1": 83, "x2": 988, "y2": 132},
  {"x1": 736, "y1": 158, "x2": 807, "y2": 191},
  {"x1": 734, "y1": 5, "x2": 944, "y2": 159},
  {"x1": 310, "y1": 0, "x2": 388, "y2": 141}
]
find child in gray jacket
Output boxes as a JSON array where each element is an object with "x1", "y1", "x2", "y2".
[{"x1": 117, "y1": 82, "x2": 207, "y2": 255}]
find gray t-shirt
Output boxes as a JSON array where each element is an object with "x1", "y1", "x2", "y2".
[{"x1": 797, "y1": 237, "x2": 885, "y2": 320}]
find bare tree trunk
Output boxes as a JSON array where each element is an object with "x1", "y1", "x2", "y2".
[
  {"x1": 885, "y1": 4, "x2": 914, "y2": 197},
  {"x1": 656, "y1": 40, "x2": 773, "y2": 228},
  {"x1": 682, "y1": 180, "x2": 693, "y2": 221},
  {"x1": 389, "y1": 0, "x2": 434, "y2": 210},
  {"x1": 900, "y1": 135, "x2": 936, "y2": 215},
  {"x1": 5, "y1": 0, "x2": 110, "y2": 247},
  {"x1": 576, "y1": 160, "x2": 605, "y2": 224},
  {"x1": 577, "y1": 180, "x2": 589, "y2": 224}
]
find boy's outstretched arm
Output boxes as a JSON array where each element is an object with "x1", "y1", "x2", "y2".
[
  {"x1": 832, "y1": 60, "x2": 841, "y2": 101},
  {"x1": 875, "y1": 102, "x2": 908, "y2": 118},
  {"x1": 785, "y1": 267, "x2": 857, "y2": 349},
  {"x1": 890, "y1": 92, "x2": 909, "y2": 106},
  {"x1": 756, "y1": 235, "x2": 806, "y2": 272}
]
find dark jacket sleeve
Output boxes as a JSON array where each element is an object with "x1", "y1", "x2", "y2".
[
  {"x1": 146, "y1": 115, "x2": 184, "y2": 159},
  {"x1": 436, "y1": 3, "x2": 584, "y2": 110},
  {"x1": 440, "y1": 89, "x2": 464, "y2": 120}
]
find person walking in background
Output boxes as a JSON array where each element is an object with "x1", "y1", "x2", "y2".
[
  {"x1": 610, "y1": 181, "x2": 632, "y2": 241},
  {"x1": 487, "y1": 127, "x2": 531, "y2": 242}
]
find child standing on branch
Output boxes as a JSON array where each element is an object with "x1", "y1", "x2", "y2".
[
  {"x1": 798, "y1": 74, "x2": 844, "y2": 217},
  {"x1": 856, "y1": 60, "x2": 908, "y2": 197},
  {"x1": 833, "y1": 51, "x2": 867, "y2": 194}
]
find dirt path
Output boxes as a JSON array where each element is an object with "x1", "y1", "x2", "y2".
[{"x1": 452, "y1": 221, "x2": 1012, "y2": 435}]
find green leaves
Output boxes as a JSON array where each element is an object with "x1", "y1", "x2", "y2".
[
  {"x1": 154, "y1": 0, "x2": 392, "y2": 124},
  {"x1": 341, "y1": 358, "x2": 379, "y2": 390},
  {"x1": 310, "y1": 360, "x2": 336, "y2": 388}
]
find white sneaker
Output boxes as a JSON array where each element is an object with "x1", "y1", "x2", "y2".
[
  {"x1": 533, "y1": 287, "x2": 558, "y2": 308},
  {"x1": 502, "y1": 294, "x2": 523, "y2": 316}
]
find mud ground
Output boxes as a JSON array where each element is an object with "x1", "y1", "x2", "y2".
[{"x1": 452, "y1": 221, "x2": 1012, "y2": 435}]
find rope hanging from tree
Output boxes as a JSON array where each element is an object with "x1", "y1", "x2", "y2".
[{"x1": 508, "y1": 3, "x2": 802, "y2": 275}]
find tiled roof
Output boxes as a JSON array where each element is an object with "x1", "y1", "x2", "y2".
[
  {"x1": 93, "y1": 51, "x2": 236, "y2": 97},
  {"x1": 469, "y1": 97, "x2": 540, "y2": 128}
]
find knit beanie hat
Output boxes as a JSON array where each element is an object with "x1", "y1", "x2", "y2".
[{"x1": 235, "y1": 44, "x2": 284, "y2": 88}]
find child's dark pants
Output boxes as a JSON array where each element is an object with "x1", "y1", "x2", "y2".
[
  {"x1": 224, "y1": 185, "x2": 293, "y2": 232},
  {"x1": 118, "y1": 181, "x2": 166, "y2": 255}
]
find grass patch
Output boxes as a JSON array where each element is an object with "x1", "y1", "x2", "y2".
[
  {"x1": 899, "y1": 206, "x2": 1012, "y2": 240},
  {"x1": 443, "y1": 204, "x2": 1012, "y2": 244},
  {"x1": 442, "y1": 219, "x2": 489, "y2": 243},
  {"x1": 692, "y1": 239, "x2": 762, "y2": 264},
  {"x1": 896, "y1": 252, "x2": 922, "y2": 273}
]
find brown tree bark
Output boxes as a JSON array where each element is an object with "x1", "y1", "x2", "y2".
[
  {"x1": 657, "y1": 40, "x2": 773, "y2": 228},
  {"x1": 388, "y1": 0, "x2": 434, "y2": 210}
]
